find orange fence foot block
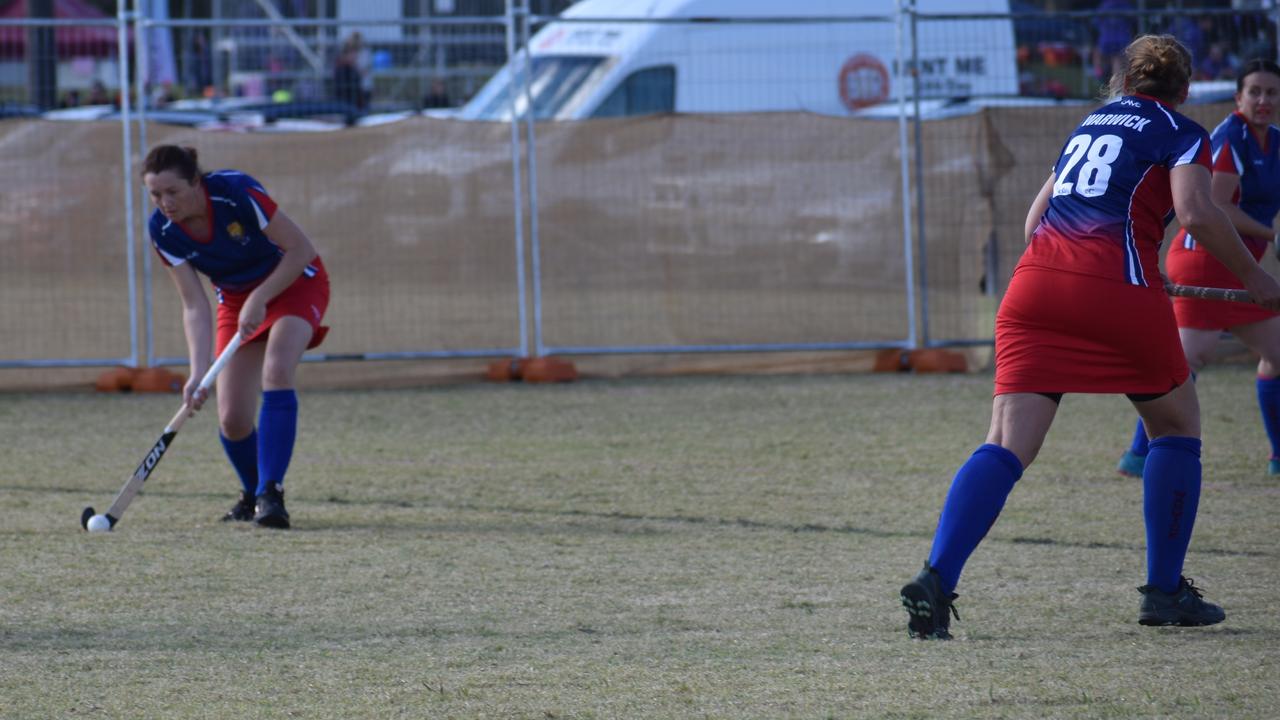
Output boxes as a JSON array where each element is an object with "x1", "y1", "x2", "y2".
[
  {"x1": 131, "y1": 368, "x2": 186, "y2": 393},
  {"x1": 95, "y1": 367, "x2": 138, "y2": 393},
  {"x1": 486, "y1": 357, "x2": 577, "y2": 383},
  {"x1": 520, "y1": 357, "x2": 578, "y2": 383},
  {"x1": 873, "y1": 349, "x2": 909, "y2": 372},
  {"x1": 907, "y1": 349, "x2": 968, "y2": 374},
  {"x1": 486, "y1": 358, "x2": 531, "y2": 382}
]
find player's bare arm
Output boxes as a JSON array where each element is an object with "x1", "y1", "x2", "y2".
[
  {"x1": 1024, "y1": 172, "x2": 1055, "y2": 244},
  {"x1": 239, "y1": 209, "x2": 319, "y2": 338},
  {"x1": 168, "y1": 261, "x2": 215, "y2": 410},
  {"x1": 1171, "y1": 163, "x2": 1280, "y2": 310},
  {"x1": 1209, "y1": 170, "x2": 1275, "y2": 239}
]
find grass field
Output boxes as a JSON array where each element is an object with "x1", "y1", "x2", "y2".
[{"x1": 2, "y1": 367, "x2": 1277, "y2": 719}]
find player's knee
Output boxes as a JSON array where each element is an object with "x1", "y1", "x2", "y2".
[
  {"x1": 261, "y1": 364, "x2": 295, "y2": 390},
  {"x1": 1144, "y1": 417, "x2": 1200, "y2": 439},
  {"x1": 220, "y1": 415, "x2": 254, "y2": 439},
  {"x1": 984, "y1": 434, "x2": 1042, "y2": 469},
  {"x1": 1009, "y1": 443, "x2": 1041, "y2": 470},
  {"x1": 1185, "y1": 351, "x2": 1212, "y2": 373},
  {"x1": 1258, "y1": 355, "x2": 1280, "y2": 379}
]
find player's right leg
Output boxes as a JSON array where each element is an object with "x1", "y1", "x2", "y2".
[
  {"x1": 900, "y1": 392, "x2": 1057, "y2": 640},
  {"x1": 1130, "y1": 381, "x2": 1224, "y2": 627},
  {"x1": 217, "y1": 342, "x2": 266, "y2": 522}
]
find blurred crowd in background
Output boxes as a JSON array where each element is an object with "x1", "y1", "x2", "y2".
[
  {"x1": 5, "y1": 0, "x2": 1275, "y2": 115},
  {"x1": 1015, "y1": 0, "x2": 1275, "y2": 98}
]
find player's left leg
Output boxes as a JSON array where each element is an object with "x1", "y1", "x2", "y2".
[
  {"x1": 252, "y1": 316, "x2": 313, "y2": 529},
  {"x1": 901, "y1": 392, "x2": 1057, "y2": 640},
  {"x1": 1229, "y1": 315, "x2": 1280, "y2": 474}
]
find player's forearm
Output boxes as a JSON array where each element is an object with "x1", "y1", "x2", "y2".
[
  {"x1": 181, "y1": 304, "x2": 213, "y2": 373},
  {"x1": 249, "y1": 245, "x2": 317, "y2": 307},
  {"x1": 1182, "y1": 206, "x2": 1266, "y2": 283},
  {"x1": 1218, "y1": 202, "x2": 1274, "y2": 240}
]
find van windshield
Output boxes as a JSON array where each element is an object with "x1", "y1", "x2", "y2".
[{"x1": 468, "y1": 55, "x2": 609, "y2": 121}]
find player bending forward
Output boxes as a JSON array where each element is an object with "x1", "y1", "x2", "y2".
[{"x1": 142, "y1": 145, "x2": 330, "y2": 529}]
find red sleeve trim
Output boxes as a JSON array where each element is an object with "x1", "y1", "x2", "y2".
[
  {"x1": 1211, "y1": 144, "x2": 1238, "y2": 175},
  {"x1": 246, "y1": 186, "x2": 278, "y2": 224},
  {"x1": 151, "y1": 245, "x2": 174, "y2": 267}
]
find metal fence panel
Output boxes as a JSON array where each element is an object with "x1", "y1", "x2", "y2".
[
  {"x1": 523, "y1": 13, "x2": 916, "y2": 356},
  {"x1": 0, "y1": 16, "x2": 135, "y2": 368},
  {"x1": 138, "y1": 116, "x2": 528, "y2": 364},
  {"x1": 9, "y1": 4, "x2": 1276, "y2": 376},
  {"x1": 137, "y1": 17, "x2": 528, "y2": 365},
  {"x1": 531, "y1": 112, "x2": 914, "y2": 355}
]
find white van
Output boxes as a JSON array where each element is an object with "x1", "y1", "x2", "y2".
[{"x1": 456, "y1": 0, "x2": 1018, "y2": 121}]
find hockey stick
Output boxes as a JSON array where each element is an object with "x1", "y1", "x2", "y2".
[
  {"x1": 80, "y1": 332, "x2": 243, "y2": 531},
  {"x1": 1164, "y1": 283, "x2": 1255, "y2": 305}
]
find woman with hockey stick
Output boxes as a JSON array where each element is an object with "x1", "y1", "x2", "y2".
[
  {"x1": 897, "y1": 35, "x2": 1280, "y2": 640},
  {"x1": 1118, "y1": 59, "x2": 1280, "y2": 478},
  {"x1": 142, "y1": 145, "x2": 330, "y2": 530}
]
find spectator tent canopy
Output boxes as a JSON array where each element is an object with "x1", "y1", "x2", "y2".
[{"x1": 0, "y1": 0, "x2": 125, "y2": 58}]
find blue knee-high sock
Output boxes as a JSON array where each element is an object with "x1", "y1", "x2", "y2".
[
  {"x1": 1142, "y1": 436, "x2": 1202, "y2": 593},
  {"x1": 256, "y1": 389, "x2": 298, "y2": 495},
  {"x1": 927, "y1": 444, "x2": 1024, "y2": 594},
  {"x1": 220, "y1": 430, "x2": 258, "y2": 494},
  {"x1": 1256, "y1": 376, "x2": 1280, "y2": 459},
  {"x1": 1128, "y1": 419, "x2": 1150, "y2": 457}
]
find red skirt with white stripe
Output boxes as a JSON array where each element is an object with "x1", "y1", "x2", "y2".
[
  {"x1": 215, "y1": 257, "x2": 330, "y2": 354},
  {"x1": 1166, "y1": 229, "x2": 1277, "y2": 329},
  {"x1": 995, "y1": 264, "x2": 1188, "y2": 396}
]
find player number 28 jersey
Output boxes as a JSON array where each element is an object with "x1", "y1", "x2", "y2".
[{"x1": 1021, "y1": 94, "x2": 1212, "y2": 287}]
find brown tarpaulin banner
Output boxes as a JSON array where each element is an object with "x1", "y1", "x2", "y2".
[{"x1": 0, "y1": 103, "x2": 1243, "y2": 388}]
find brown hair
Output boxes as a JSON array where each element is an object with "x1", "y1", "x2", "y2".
[
  {"x1": 141, "y1": 145, "x2": 203, "y2": 182},
  {"x1": 1106, "y1": 34, "x2": 1192, "y2": 105},
  {"x1": 1237, "y1": 58, "x2": 1280, "y2": 92}
]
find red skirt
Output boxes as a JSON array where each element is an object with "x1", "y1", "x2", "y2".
[
  {"x1": 994, "y1": 265, "x2": 1189, "y2": 396},
  {"x1": 216, "y1": 258, "x2": 330, "y2": 355},
  {"x1": 1166, "y1": 229, "x2": 1277, "y2": 329}
]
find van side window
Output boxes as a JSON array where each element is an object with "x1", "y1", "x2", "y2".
[{"x1": 591, "y1": 66, "x2": 676, "y2": 118}]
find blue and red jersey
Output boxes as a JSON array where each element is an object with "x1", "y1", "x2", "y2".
[
  {"x1": 1021, "y1": 94, "x2": 1212, "y2": 287},
  {"x1": 148, "y1": 171, "x2": 316, "y2": 293},
  {"x1": 1180, "y1": 111, "x2": 1280, "y2": 256},
  {"x1": 1166, "y1": 111, "x2": 1280, "y2": 329}
]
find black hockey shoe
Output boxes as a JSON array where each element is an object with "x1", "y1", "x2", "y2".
[
  {"x1": 253, "y1": 484, "x2": 290, "y2": 530},
  {"x1": 900, "y1": 562, "x2": 959, "y2": 640},
  {"x1": 1138, "y1": 577, "x2": 1225, "y2": 627},
  {"x1": 221, "y1": 491, "x2": 256, "y2": 522}
]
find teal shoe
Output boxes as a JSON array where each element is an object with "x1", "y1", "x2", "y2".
[
  {"x1": 1269, "y1": 458, "x2": 1280, "y2": 476},
  {"x1": 1117, "y1": 450, "x2": 1146, "y2": 478}
]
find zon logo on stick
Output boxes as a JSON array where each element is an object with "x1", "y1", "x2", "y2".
[{"x1": 138, "y1": 436, "x2": 172, "y2": 475}]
